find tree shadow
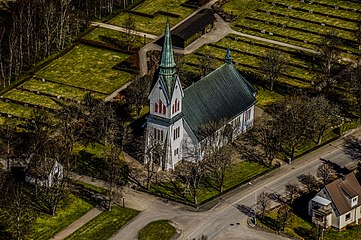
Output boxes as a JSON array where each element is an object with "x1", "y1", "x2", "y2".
[
  {"x1": 71, "y1": 183, "x2": 107, "y2": 210},
  {"x1": 234, "y1": 204, "x2": 254, "y2": 217},
  {"x1": 319, "y1": 158, "x2": 351, "y2": 176},
  {"x1": 294, "y1": 227, "x2": 316, "y2": 240},
  {"x1": 343, "y1": 136, "x2": 361, "y2": 162}
]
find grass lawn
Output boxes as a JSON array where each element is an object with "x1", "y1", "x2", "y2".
[
  {"x1": 260, "y1": 207, "x2": 314, "y2": 239},
  {"x1": 65, "y1": 206, "x2": 140, "y2": 240},
  {"x1": 261, "y1": 206, "x2": 361, "y2": 240},
  {"x1": 151, "y1": 160, "x2": 269, "y2": 204},
  {"x1": 74, "y1": 180, "x2": 108, "y2": 195},
  {"x1": 4, "y1": 89, "x2": 61, "y2": 110},
  {"x1": 0, "y1": 100, "x2": 34, "y2": 118},
  {"x1": 36, "y1": 44, "x2": 133, "y2": 94},
  {"x1": 110, "y1": 12, "x2": 181, "y2": 36},
  {"x1": 325, "y1": 225, "x2": 361, "y2": 240},
  {"x1": 29, "y1": 194, "x2": 93, "y2": 240},
  {"x1": 255, "y1": 85, "x2": 284, "y2": 109},
  {"x1": 84, "y1": 27, "x2": 150, "y2": 48},
  {"x1": 21, "y1": 79, "x2": 105, "y2": 101},
  {"x1": 138, "y1": 220, "x2": 176, "y2": 240},
  {"x1": 133, "y1": 0, "x2": 192, "y2": 17}
]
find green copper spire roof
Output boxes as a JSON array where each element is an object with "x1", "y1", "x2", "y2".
[
  {"x1": 160, "y1": 22, "x2": 176, "y2": 75},
  {"x1": 159, "y1": 21, "x2": 177, "y2": 96}
]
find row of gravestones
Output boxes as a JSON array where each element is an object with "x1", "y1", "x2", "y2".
[
  {"x1": 245, "y1": 16, "x2": 358, "y2": 47},
  {"x1": 268, "y1": 1, "x2": 359, "y2": 23},
  {"x1": 236, "y1": 23, "x2": 360, "y2": 56},
  {"x1": 296, "y1": 0, "x2": 360, "y2": 14},
  {"x1": 0, "y1": 96, "x2": 58, "y2": 113},
  {"x1": 257, "y1": 8, "x2": 355, "y2": 33},
  {"x1": 17, "y1": 87, "x2": 82, "y2": 105}
]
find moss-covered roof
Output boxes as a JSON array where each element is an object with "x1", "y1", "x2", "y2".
[{"x1": 183, "y1": 63, "x2": 256, "y2": 139}]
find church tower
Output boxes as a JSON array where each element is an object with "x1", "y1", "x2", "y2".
[{"x1": 145, "y1": 22, "x2": 184, "y2": 170}]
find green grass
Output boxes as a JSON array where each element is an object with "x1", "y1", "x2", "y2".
[
  {"x1": 65, "y1": 206, "x2": 140, "y2": 240},
  {"x1": 21, "y1": 79, "x2": 105, "y2": 101},
  {"x1": 0, "y1": 101, "x2": 34, "y2": 118},
  {"x1": 4, "y1": 89, "x2": 61, "y2": 110},
  {"x1": 255, "y1": 85, "x2": 284, "y2": 109},
  {"x1": 36, "y1": 44, "x2": 133, "y2": 94},
  {"x1": 29, "y1": 194, "x2": 93, "y2": 240},
  {"x1": 109, "y1": 12, "x2": 181, "y2": 36},
  {"x1": 325, "y1": 225, "x2": 361, "y2": 240},
  {"x1": 151, "y1": 160, "x2": 269, "y2": 204},
  {"x1": 262, "y1": 206, "x2": 361, "y2": 240},
  {"x1": 84, "y1": 27, "x2": 150, "y2": 48},
  {"x1": 138, "y1": 220, "x2": 176, "y2": 240},
  {"x1": 133, "y1": 0, "x2": 191, "y2": 16},
  {"x1": 109, "y1": 0, "x2": 193, "y2": 36},
  {"x1": 260, "y1": 207, "x2": 314, "y2": 239},
  {"x1": 74, "y1": 180, "x2": 109, "y2": 195}
]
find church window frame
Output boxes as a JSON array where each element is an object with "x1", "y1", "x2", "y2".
[{"x1": 173, "y1": 127, "x2": 180, "y2": 140}]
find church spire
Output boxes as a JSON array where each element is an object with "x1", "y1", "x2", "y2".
[
  {"x1": 225, "y1": 48, "x2": 231, "y2": 64},
  {"x1": 160, "y1": 21, "x2": 176, "y2": 76}
]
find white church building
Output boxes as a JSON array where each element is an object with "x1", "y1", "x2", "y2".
[{"x1": 145, "y1": 22, "x2": 257, "y2": 170}]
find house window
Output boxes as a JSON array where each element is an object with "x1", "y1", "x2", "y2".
[
  {"x1": 245, "y1": 109, "x2": 252, "y2": 121},
  {"x1": 346, "y1": 213, "x2": 351, "y2": 221},
  {"x1": 174, "y1": 148, "x2": 178, "y2": 156},
  {"x1": 173, "y1": 127, "x2": 180, "y2": 140}
]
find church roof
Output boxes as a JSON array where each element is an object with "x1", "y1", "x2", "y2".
[
  {"x1": 159, "y1": 22, "x2": 177, "y2": 96},
  {"x1": 183, "y1": 63, "x2": 256, "y2": 139}
]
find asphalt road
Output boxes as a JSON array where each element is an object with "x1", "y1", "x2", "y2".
[{"x1": 186, "y1": 132, "x2": 361, "y2": 239}]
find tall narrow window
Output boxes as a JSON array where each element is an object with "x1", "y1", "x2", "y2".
[
  {"x1": 172, "y1": 105, "x2": 174, "y2": 114},
  {"x1": 154, "y1": 103, "x2": 158, "y2": 113},
  {"x1": 245, "y1": 109, "x2": 251, "y2": 121},
  {"x1": 177, "y1": 101, "x2": 180, "y2": 111},
  {"x1": 173, "y1": 127, "x2": 180, "y2": 140},
  {"x1": 154, "y1": 128, "x2": 157, "y2": 140},
  {"x1": 162, "y1": 105, "x2": 166, "y2": 114}
]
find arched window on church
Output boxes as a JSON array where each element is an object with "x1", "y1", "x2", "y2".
[
  {"x1": 177, "y1": 100, "x2": 180, "y2": 112},
  {"x1": 162, "y1": 105, "x2": 166, "y2": 114},
  {"x1": 154, "y1": 102, "x2": 158, "y2": 113}
]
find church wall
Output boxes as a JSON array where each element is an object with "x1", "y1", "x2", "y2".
[{"x1": 168, "y1": 118, "x2": 184, "y2": 169}]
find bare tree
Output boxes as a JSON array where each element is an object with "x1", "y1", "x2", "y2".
[
  {"x1": 313, "y1": 33, "x2": 345, "y2": 91},
  {"x1": 0, "y1": 118, "x2": 18, "y2": 170},
  {"x1": 277, "y1": 204, "x2": 294, "y2": 232},
  {"x1": 256, "y1": 191, "x2": 271, "y2": 219},
  {"x1": 124, "y1": 75, "x2": 151, "y2": 117},
  {"x1": 309, "y1": 96, "x2": 341, "y2": 145},
  {"x1": 272, "y1": 95, "x2": 314, "y2": 158},
  {"x1": 253, "y1": 118, "x2": 283, "y2": 165},
  {"x1": 259, "y1": 50, "x2": 287, "y2": 91},
  {"x1": 298, "y1": 173, "x2": 320, "y2": 193},
  {"x1": 284, "y1": 183, "x2": 301, "y2": 205},
  {"x1": 122, "y1": 13, "x2": 136, "y2": 51},
  {"x1": 176, "y1": 160, "x2": 206, "y2": 207},
  {"x1": 197, "y1": 54, "x2": 216, "y2": 77},
  {"x1": 205, "y1": 145, "x2": 232, "y2": 193},
  {"x1": 144, "y1": 135, "x2": 164, "y2": 190},
  {"x1": 317, "y1": 162, "x2": 337, "y2": 187}
]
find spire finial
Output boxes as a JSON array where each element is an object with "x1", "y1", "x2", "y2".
[{"x1": 225, "y1": 48, "x2": 231, "y2": 64}]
